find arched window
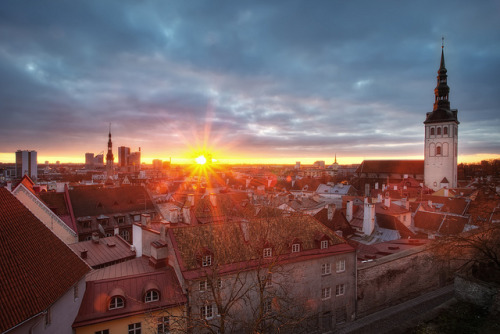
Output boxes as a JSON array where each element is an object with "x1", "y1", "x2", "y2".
[
  {"x1": 430, "y1": 128, "x2": 435, "y2": 136},
  {"x1": 437, "y1": 127, "x2": 441, "y2": 135},
  {"x1": 443, "y1": 127, "x2": 448, "y2": 135},
  {"x1": 144, "y1": 290, "x2": 160, "y2": 303},
  {"x1": 436, "y1": 146, "x2": 441, "y2": 155},
  {"x1": 109, "y1": 296, "x2": 125, "y2": 310}
]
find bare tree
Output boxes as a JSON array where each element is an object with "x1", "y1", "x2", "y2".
[{"x1": 430, "y1": 223, "x2": 500, "y2": 283}]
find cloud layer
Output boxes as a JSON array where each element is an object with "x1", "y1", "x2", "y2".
[{"x1": 1, "y1": 0, "x2": 499, "y2": 163}]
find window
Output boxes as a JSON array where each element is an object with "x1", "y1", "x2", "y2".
[
  {"x1": 321, "y1": 287, "x2": 331, "y2": 300},
  {"x1": 120, "y1": 229, "x2": 130, "y2": 241},
  {"x1": 430, "y1": 128, "x2": 435, "y2": 136},
  {"x1": 292, "y1": 243, "x2": 300, "y2": 253},
  {"x1": 262, "y1": 273, "x2": 272, "y2": 288},
  {"x1": 437, "y1": 127, "x2": 441, "y2": 135},
  {"x1": 321, "y1": 263, "x2": 331, "y2": 275},
  {"x1": 133, "y1": 214, "x2": 141, "y2": 222},
  {"x1": 95, "y1": 330, "x2": 109, "y2": 334},
  {"x1": 202, "y1": 255, "x2": 212, "y2": 267},
  {"x1": 321, "y1": 240, "x2": 329, "y2": 249},
  {"x1": 335, "y1": 284, "x2": 345, "y2": 296},
  {"x1": 116, "y1": 216, "x2": 125, "y2": 224},
  {"x1": 105, "y1": 232, "x2": 112, "y2": 237},
  {"x1": 128, "y1": 322, "x2": 141, "y2": 334},
  {"x1": 199, "y1": 280, "x2": 209, "y2": 291},
  {"x1": 201, "y1": 304, "x2": 213, "y2": 319},
  {"x1": 443, "y1": 127, "x2": 448, "y2": 135},
  {"x1": 263, "y1": 248, "x2": 272, "y2": 258},
  {"x1": 81, "y1": 220, "x2": 91, "y2": 229},
  {"x1": 145, "y1": 290, "x2": 159, "y2": 303},
  {"x1": 264, "y1": 299, "x2": 272, "y2": 314},
  {"x1": 436, "y1": 146, "x2": 441, "y2": 155},
  {"x1": 336, "y1": 260, "x2": 346, "y2": 273},
  {"x1": 157, "y1": 316, "x2": 169, "y2": 334},
  {"x1": 109, "y1": 296, "x2": 124, "y2": 310}
]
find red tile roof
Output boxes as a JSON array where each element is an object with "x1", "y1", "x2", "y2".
[
  {"x1": 69, "y1": 186, "x2": 155, "y2": 218},
  {"x1": 356, "y1": 160, "x2": 424, "y2": 175},
  {"x1": 73, "y1": 259, "x2": 186, "y2": 328},
  {"x1": 169, "y1": 214, "x2": 354, "y2": 279},
  {"x1": 0, "y1": 188, "x2": 90, "y2": 332}
]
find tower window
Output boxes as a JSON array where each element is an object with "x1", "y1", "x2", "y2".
[
  {"x1": 430, "y1": 128, "x2": 435, "y2": 136},
  {"x1": 443, "y1": 127, "x2": 448, "y2": 135},
  {"x1": 436, "y1": 146, "x2": 441, "y2": 155},
  {"x1": 437, "y1": 127, "x2": 441, "y2": 135}
]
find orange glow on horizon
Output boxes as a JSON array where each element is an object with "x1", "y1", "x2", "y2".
[{"x1": 0, "y1": 152, "x2": 499, "y2": 165}]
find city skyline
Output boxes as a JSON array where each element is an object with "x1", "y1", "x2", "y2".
[{"x1": 1, "y1": 1, "x2": 499, "y2": 165}]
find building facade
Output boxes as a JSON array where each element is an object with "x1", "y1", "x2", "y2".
[
  {"x1": 424, "y1": 45, "x2": 459, "y2": 191},
  {"x1": 15, "y1": 149, "x2": 37, "y2": 180}
]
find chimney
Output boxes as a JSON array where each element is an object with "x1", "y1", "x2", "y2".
[
  {"x1": 92, "y1": 232, "x2": 99, "y2": 244},
  {"x1": 327, "y1": 204, "x2": 335, "y2": 221},
  {"x1": 141, "y1": 213, "x2": 151, "y2": 228},
  {"x1": 428, "y1": 200, "x2": 433, "y2": 208},
  {"x1": 384, "y1": 193, "x2": 391, "y2": 207},
  {"x1": 114, "y1": 226, "x2": 119, "y2": 236},
  {"x1": 401, "y1": 197, "x2": 409, "y2": 210},
  {"x1": 187, "y1": 194, "x2": 195, "y2": 207},
  {"x1": 363, "y1": 202, "x2": 375, "y2": 236},
  {"x1": 149, "y1": 240, "x2": 168, "y2": 269},
  {"x1": 444, "y1": 188, "x2": 449, "y2": 197},
  {"x1": 394, "y1": 185, "x2": 398, "y2": 191},
  {"x1": 182, "y1": 206, "x2": 191, "y2": 224},
  {"x1": 160, "y1": 225, "x2": 167, "y2": 242},
  {"x1": 210, "y1": 193, "x2": 217, "y2": 207},
  {"x1": 268, "y1": 178, "x2": 272, "y2": 188},
  {"x1": 375, "y1": 182, "x2": 379, "y2": 190},
  {"x1": 80, "y1": 249, "x2": 88, "y2": 259},
  {"x1": 377, "y1": 193, "x2": 383, "y2": 203},
  {"x1": 382, "y1": 184, "x2": 385, "y2": 191},
  {"x1": 246, "y1": 178, "x2": 251, "y2": 188},
  {"x1": 346, "y1": 201, "x2": 353, "y2": 222}
]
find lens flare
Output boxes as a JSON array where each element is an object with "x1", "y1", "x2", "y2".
[{"x1": 195, "y1": 155, "x2": 207, "y2": 165}]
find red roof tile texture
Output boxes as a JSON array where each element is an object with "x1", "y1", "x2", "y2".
[
  {"x1": 356, "y1": 160, "x2": 424, "y2": 175},
  {"x1": 69, "y1": 186, "x2": 155, "y2": 218},
  {"x1": 0, "y1": 188, "x2": 90, "y2": 332}
]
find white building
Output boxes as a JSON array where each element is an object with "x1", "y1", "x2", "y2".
[{"x1": 424, "y1": 45, "x2": 459, "y2": 191}]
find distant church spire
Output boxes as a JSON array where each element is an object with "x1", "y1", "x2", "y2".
[{"x1": 106, "y1": 124, "x2": 114, "y2": 178}]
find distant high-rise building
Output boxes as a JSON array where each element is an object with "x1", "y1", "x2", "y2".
[
  {"x1": 94, "y1": 153, "x2": 104, "y2": 167},
  {"x1": 118, "y1": 146, "x2": 130, "y2": 167},
  {"x1": 424, "y1": 43, "x2": 459, "y2": 190},
  {"x1": 15, "y1": 150, "x2": 37, "y2": 180},
  {"x1": 129, "y1": 149, "x2": 141, "y2": 171},
  {"x1": 85, "y1": 153, "x2": 94, "y2": 169},
  {"x1": 152, "y1": 159, "x2": 162, "y2": 170}
]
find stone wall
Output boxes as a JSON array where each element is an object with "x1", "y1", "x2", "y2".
[
  {"x1": 356, "y1": 246, "x2": 447, "y2": 318},
  {"x1": 455, "y1": 274, "x2": 500, "y2": 312}
]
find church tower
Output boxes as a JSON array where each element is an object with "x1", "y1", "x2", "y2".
[
  {"x1": 106, "y1": 124, "x2": 115, "y2": 178},
  {"x1": 424, "y1": 42, "x2": 459, "y2": 191}
]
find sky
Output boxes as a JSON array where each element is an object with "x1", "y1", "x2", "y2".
[{"x1": 0, "y1": 0, "x2": 499, "y2": 165}]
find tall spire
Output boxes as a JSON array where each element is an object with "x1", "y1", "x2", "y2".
[{"x1": 106, "y1": 124, "x2": 114, "y2": 168}]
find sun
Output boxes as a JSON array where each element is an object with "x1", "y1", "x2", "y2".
[{"x1": 195, "y1": 155, "x2": 207, "y2": 165}]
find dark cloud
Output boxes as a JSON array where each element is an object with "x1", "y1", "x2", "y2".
[{"x1": 0, "y1": 0, "x2": 499, "y2": 162}]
